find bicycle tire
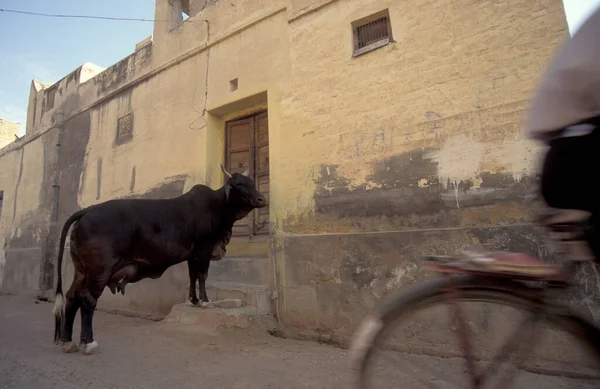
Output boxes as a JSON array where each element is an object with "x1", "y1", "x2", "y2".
[{"x1": 350, "y1": 274, "x2": 600, "y2": 388}]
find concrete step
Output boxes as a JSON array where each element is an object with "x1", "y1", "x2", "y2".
[
  {"x1": 206, "y1": 281, "x2": 272, "y2": 314},
  {"x1": 165, "y1": 302, "x2": 275, "y2": 330},
  {"x1": 209, "y1": 257, "x2": 271, "y2": 286}
]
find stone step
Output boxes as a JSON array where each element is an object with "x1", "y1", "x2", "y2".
[
  {"x1": 165, "y1": 302, "x2": 274, "y2": 330},
  {"x1": 209, "y1": 257, "x2": 271, "y2": 286},
  {"x1": 205, "y1": 281, "x2": 272, "y2": 314}
]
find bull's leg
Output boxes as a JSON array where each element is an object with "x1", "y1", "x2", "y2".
[
  {"x1": 187, "y1": 258, "x2": 199, "y2": 305},
  {"x1": 78, "y1": 267, "x2": 111, "y2": 355},
  {"x1": 61, "y1": 295, "x2": 81, "y2": 353},
  {"x1": 59, "y1": 268, "x2": 85, "y2": 353},
  {"x1": 79, "y1": 307, "x2": 97, "y2": 355},
  {"x1": 61, "y1": 298, "x2": 81, "y2": 353},
  {"x1": 197, "y1": 256, "x2": 211, "y2": 307}
]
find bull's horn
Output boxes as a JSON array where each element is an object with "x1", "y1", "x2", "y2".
[
  {"x1": 220, "y1": 164, "x2": 233, "y2": 178},
  {"x1": 242, "y1": 167, "x2": 250, "y2": 177}
]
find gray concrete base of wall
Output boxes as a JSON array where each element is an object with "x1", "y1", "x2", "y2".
[
  {"x1": 3, "y1": 248, "x2": 42, "y2": 291},
  {"x1": 165, "y1": 301, "x2": 277, "y2": 332}
]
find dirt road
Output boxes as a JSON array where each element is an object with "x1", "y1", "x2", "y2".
[
  {"x1": 1, "y1": 293, "x2": 598, "y2": 389},
  {"x1": 0, "y1": 294, "x2": 351, "y2": 389}
]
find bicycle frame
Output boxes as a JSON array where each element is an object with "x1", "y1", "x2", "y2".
[{"x1": 350, "y1": 208, "x2": 600, "y2": 387}]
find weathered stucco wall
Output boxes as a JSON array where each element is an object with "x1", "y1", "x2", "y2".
[
  {"x1": 0, "y1": 130, "x2": 55, "y2": 292},
  {"x1": 0, "y1": 119, "x2": 19, "y2": 149},
  {"x1": 270, "y1": 0, "x2": 581, "y2": 337},
  {"x1": 1, "y1": 0, "x2": 590, "y2": 341}
]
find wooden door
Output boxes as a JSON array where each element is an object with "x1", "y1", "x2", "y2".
[{"x1": 225, "y1": 111, "x2": 270, "y2": 237}]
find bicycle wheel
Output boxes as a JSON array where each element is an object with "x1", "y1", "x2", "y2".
[{"x1": 351, "y1": 274, "x2": 600, "y2": 389}]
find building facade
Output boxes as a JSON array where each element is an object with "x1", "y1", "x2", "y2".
[
  {"x1": 1, "y1": 0, "x2": 588, "y2": 339},
  {"x1": 0, "y1": 119, "x2": 19, "y2": 149}
]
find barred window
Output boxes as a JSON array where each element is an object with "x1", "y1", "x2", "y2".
[
  {"x1": 352, "y1": 10, "x2": 393, "y2": 57},
  {"x1": 115, "y1": 113, "x2": 134, "y2": 145}
]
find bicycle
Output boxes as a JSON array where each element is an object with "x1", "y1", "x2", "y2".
[{"x1": 349, "y1": 208, "x2": 600, "y2": 388}]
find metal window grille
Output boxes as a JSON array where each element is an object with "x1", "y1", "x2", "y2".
[
  {"x1": 117, "y1": 113, "x2": 133, "y2": 139},
  {"x1": 356, "y1": 16, "x2": 389, "y2": 49}
]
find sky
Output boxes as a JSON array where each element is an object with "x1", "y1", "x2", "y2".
[
  {"x1": 0, "y1": 1, "x2": 599, "y2": 136},
  {"x1": 0, "y1": 1, "x2": 155, "y2": 135},
  {"x1": 563, "y1": 0, "x2": 600, "y2": 34}
]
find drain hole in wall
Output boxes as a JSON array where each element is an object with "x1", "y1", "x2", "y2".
[{"x1": 229, "y1": 78, "x2": 238, "y2": 92}]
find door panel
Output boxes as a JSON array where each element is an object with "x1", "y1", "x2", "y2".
[
  {"x1": 226, "y1": 117, "x2": 254, "y2": 235},
  {"x1": 255, "y1": 174, "x2": 270, "y2": 235},
  {"x1": 253, "y1": 112, "x2": 269, "y2": 235},
  {"x1": 225, "y1": 111, "x2": 269, "y2": 237},
  {"x1": 228, "y1": 122, "x2": 252, "y2": 149},
  {"x1": 257, "y1": 145, "x2": 269, "y2": 174},
  {"x1": 229, "y1": 150, "x2": 251, "y2": 173}
]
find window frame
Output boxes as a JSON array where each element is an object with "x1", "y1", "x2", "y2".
[
  {"x1": 351, "y1": 9, "x2": 393, "y2": 57},
  {"x1": 115, "y1": 112, "x2": 134, "y2": 146}
]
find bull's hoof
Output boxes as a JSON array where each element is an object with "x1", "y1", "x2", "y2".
[
  {"x1": 61, "y1": 341, "x2": 80, "y2": 353},
  {"x1": 200, "y1": 299, "x2": 211, "y2": 308},
  {"x1": 117, "y1": 283, "x2": 126, "y2": 296},
  {"x1": 108, "y1": 284, "x2": 117, "y2": 295},
  {"x1": 188, "y1": 297, "x2": 199, "y2": 306},
  {"x1": 80, "y1": 341, "x2": 99, "y2": 355}
]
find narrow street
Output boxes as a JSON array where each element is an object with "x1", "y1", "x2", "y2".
[
  {"x1": 0, "y1": 294, "x2": 351, "y2": 389},
  {"x1": 2, "y1": 293, "x2": 598, "y2": 388}
]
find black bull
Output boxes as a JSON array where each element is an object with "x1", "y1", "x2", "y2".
[{"x1": 52, "y1": 165, "x2": 266, "y2": 354}]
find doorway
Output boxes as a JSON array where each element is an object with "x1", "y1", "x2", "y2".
[{"x1": 224, "y1": 110, "x2": 270, "y2": 237}]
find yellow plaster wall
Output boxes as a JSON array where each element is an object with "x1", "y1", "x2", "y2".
[
  {"x1": 0, "y1": 0, "x2": 571, "y2": 315},
  {"x1": 0, "y1": 135, "x2": 48, "y2": 288},
  {"x1": 79, "y1": 58, "x2": 206, "y2": 206},
  {"x1": 270, "y1": 0, "x2": 568, "y2": 232}
]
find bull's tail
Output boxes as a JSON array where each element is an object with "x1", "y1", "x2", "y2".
[{"x1": 53, "y1": 209, "x2": 87, "y2": 344}]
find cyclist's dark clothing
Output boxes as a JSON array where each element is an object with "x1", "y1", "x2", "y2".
[{"x1": 540, "y1": 121, "x2": 600, "y2": 260}]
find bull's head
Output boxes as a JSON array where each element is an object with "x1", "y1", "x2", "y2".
[{"x1": 221, "y1": 164, "x2": 267, "y2": 220}]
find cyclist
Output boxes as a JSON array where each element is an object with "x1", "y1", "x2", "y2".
[{"x1": 524, "y1": 6, "x2": 600, "y2": 261}]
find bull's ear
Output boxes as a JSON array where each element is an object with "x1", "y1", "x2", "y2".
[{"x1": 224, "y1": 182, "x2": 232, "y2": 201}]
